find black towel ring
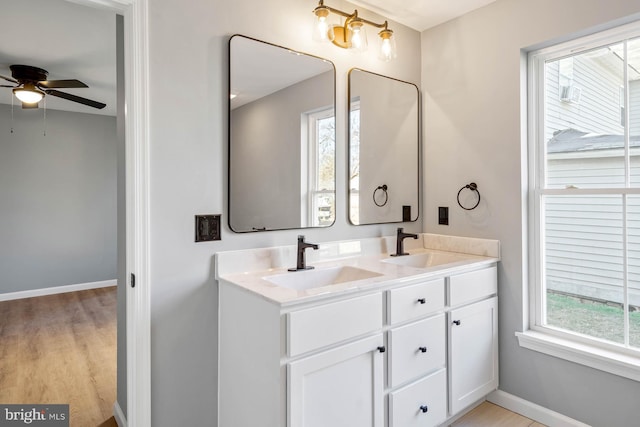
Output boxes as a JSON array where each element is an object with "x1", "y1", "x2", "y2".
[
  {"x1": 373, "y1": 184, "x2": 389, "y2": 207},
  {"x1": 457, "y1": 182, "x2": 481, "y2": 210}
]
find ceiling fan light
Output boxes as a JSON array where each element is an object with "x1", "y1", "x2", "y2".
[{"x1": 13, "y1": 87, "x2": 44, "y2": 104}]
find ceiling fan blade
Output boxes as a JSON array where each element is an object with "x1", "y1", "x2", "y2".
[
  {"x1": 22, "y1": 102, "x2": 39, "y2": 109},
  {"x1": 0, "y1": 74, "x2": 18, "y2": 84},
  {"x1": 38, "y1": 79, "x2": 88, "y2": 89},
  {"x1": 1, "y1": 84, "x2": 17, "y2": 88},
  {"x1": 45, "y1": 89, "x2": 106, "y2": 109}
]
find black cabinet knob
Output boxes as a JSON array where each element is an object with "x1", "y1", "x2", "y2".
[
  {"x1": 377, "y1": 346, "x2": 386, "y2": 353},
  {"x1": 417, "y1": 298, "x2": 426, "y2": 304},
  {"x1": 419, "y1": 405, "x2": 428, "y2": 413},
  {"x1": 418, "y1": 346, "x2": 427, "y2": 353},
  {"x1": 453, "y1": 320, "x2": 461, "y2": 326}
]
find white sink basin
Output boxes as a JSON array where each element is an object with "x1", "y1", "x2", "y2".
[
  {"x1": 382, "y1": 251, "x2": 471, "y2": 268},
  {"x1": 264, "y1": 266, "x2": 382, "y2": 291}
]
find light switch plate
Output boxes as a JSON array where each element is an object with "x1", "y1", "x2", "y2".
[
  {"x1": 438, "y1": 207, "x2": 449, "y2": 225},
  {"x1": 195, "y1": 214, "x2": 221, "y2": 242}
]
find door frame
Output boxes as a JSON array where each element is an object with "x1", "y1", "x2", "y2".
[{"x1": 71, "y1": 0, "x2": 151, "y2": 425}]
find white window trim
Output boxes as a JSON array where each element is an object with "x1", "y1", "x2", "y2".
[{"x1": 522, "y1": 20, "x2": 640, "y2": 382}]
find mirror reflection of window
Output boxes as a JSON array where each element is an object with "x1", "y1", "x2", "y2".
[
  {"x1": 304, "y1": 108, "x2": 335, "y2": 227},
  {"x1": 349, "y1": 100, "x2": 361, "y2": 224}
]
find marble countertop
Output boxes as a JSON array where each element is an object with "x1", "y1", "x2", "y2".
[{"x1": 215, "y1": 233, "x2": 500, "y2": 306}]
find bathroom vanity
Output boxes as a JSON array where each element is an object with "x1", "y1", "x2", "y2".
[{"x1": 216, "y1": 234, "x2": 499, "y2": 427}]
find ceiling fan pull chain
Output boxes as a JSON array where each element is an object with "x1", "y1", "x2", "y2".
[
  {"x1": 10, "y1": 95, "x2": 14, "y2": 134},
  {"x1": 43, "y1": 98, "x2": 46, "y2": 137}
]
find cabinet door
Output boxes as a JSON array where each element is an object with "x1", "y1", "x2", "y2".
[
  {"x1": 288, "y1": 334, "x2": 384, "y2": 427},
  {"x1": 448, "y1": 296, "x2": 498, "y2": 415}
]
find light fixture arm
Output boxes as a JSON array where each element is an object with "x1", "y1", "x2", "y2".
[{"x1": 314, "y1": 0, "x2": 389, "y2": 30}]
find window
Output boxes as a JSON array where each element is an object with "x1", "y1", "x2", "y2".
[
  {"x1": 306, "y1": 108, "x2": 335, "y2": 227},
  {"x1": 524, "y1": 22, "x2": 640, "y2": 378}
]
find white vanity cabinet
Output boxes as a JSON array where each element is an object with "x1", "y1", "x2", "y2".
[
  {"x1": 386, "y1": 277, "x2": 447, "y2": 427},
  {"x1": 218, "y1": 284, "x2": 384, "y2": 427},
  {"x1": 447, "y1": 266, "x2": 499, "y2": 416},
  {"x1": 288, "y1": 334, "x2": 385, "y2": 427},
  {"x1": 218, "y1": 262, "x2": 498, "y2": 427}
]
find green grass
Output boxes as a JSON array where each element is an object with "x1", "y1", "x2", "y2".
[{"x1": 546, "y1": 293, "x2": 640, "y2": 347}]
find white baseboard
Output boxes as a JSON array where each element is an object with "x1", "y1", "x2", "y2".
[
  {"x1": 0, "y1": 279, "x2": 117, "y2": 302},
  {"x1": 113, "y1": 401, "x2": 127, "y2": 427},
  {"x1": 488, "y1": 390, "x2": 591, "y2": 427}
]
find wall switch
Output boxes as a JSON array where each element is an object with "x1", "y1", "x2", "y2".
[
  {"x1": 438, "y1": 207, "x2": 449, "y2": 225},
  {"x1": 195, "y1": 214, "x2": 221, "y2": 242}
]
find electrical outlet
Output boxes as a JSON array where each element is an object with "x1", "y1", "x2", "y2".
[{"x1": 195, "y1": 214, "x2": 221, "y2": 242}]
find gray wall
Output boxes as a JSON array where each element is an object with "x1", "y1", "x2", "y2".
[
  {"x1": 147, "y1": 0, "x2": 422, "y2": 425},
  {"x1": 421, "y1": 1, "x2": 640, "y2": 426},
  {"x1": 353, "y1": 71, "x2": 419, "y2": 224},
  {"x1": 0, "y1": 104, "x2": 117, "y2": 294}
]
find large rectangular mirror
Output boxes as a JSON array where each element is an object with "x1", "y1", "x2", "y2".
[
  {"x1": 229, "y1": 35, "x2": 336, "y2": 232},
  {"x1": 348, "y1": 68, "x2": 420, "y2": 225}
]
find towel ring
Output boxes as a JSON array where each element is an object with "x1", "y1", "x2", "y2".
[
  {"x1": 373, "y1": 184, "x2": 388, "y2": 207},
  {"x1": 457, "y1": 182, "x2": 481, "y2": 210}
]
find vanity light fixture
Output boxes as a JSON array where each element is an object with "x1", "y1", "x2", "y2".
[
  {"x1": 13, "y1": 83, "x2": 44, "y2": 104},
  {"x1": 313, "y1": 0, "x2": 397, "y2": 61}
]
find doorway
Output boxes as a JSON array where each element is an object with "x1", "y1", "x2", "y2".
[{"x1": 0, "y1": 0, "x2": 150, "y2": 425}]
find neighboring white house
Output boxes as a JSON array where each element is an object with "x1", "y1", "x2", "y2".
[{"x1": 544, "y1": 49, "x2": 640, "y2": 307}]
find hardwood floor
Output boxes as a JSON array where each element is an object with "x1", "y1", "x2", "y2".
[
  {"x1": 0, "y1": 287, "x2": 117, "y2": 427},
  {"x1": 451, "y1": 401, "x2": 547, "y2": 427}
]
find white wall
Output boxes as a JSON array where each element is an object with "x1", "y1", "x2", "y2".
[
  {"x1": 421, "y1": 1, "x2": 640, "y2": 425},
  {"x1": 147, "y1": 0, "x2": 421, "y2": 425}
]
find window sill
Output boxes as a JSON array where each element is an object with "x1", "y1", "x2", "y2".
[{"x1": 516, "y1": 330, "x2": 640, "y2": 382}]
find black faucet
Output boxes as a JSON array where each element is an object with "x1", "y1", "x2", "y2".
[
  {"x1": 288, "y1": 235, "x2": 319, "y2": 271},
  {"x1": 391, "y1": 227, "x2": 418, "y2": 257}
]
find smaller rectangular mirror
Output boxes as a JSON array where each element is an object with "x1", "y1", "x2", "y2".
[{"x1": 348, "y1": 68, "x2": 420, "y2": 225}]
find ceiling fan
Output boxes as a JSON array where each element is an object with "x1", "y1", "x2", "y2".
[{"x1": 0, "y1": 64, "x2": 106, "y2": 110}]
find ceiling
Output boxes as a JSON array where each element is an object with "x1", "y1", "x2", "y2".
[
  {"x1": 0, "y1": 0, "x2": 116, "y2": 116},
  {"x1": 348, "y1": 0, "x2": 498, "y2": 32},
  {"x1": 0, "y1": 0, "x2": 496, "y2": 118}
]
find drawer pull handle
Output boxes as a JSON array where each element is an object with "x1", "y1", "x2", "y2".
[
  {"x1": 419, "y1": 405, "x2": 429, "y2": 413},
  {"x1": 453, "y1": 320, "x2": 461, "y2": 326},
  {"x1": 418, "y1": 346, "x2": 427, "y2": 353},
  {"x1": 417, "y1": 298, "x2": 426, "y2": 304},
  {"x1": 377, "y1": 346, "x2": 386, "y2": 353}
]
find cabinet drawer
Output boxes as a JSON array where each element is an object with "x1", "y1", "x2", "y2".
[
  {"x1": 449, "y1": 266, "x2": 497, "y2": 307},
  {"x1": 389, "y1": 369, "x2": 447, "y2": 427},
  {"x1": 287, "y1": 293, "x2": 383, "y2": 357},
  {"x1": 388, "y1": 278, "x2": 444, "y2": 325},
  {"x1": 389, "y1": 314, "x2": 445, "y2": 387}
]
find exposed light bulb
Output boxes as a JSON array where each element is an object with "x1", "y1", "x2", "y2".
[
  {"x1": 378, "y1": 28, "x2": 397, "y2": 62},
  {"x1": 313, "y1": 6, "x2": 334, "y2": 42},
  {"x1": 317, "y1": 17, "x2": 329, "y2": 41},
  {"x1": 348, "y1": 20, "x2": 367, "y2": 53}
]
